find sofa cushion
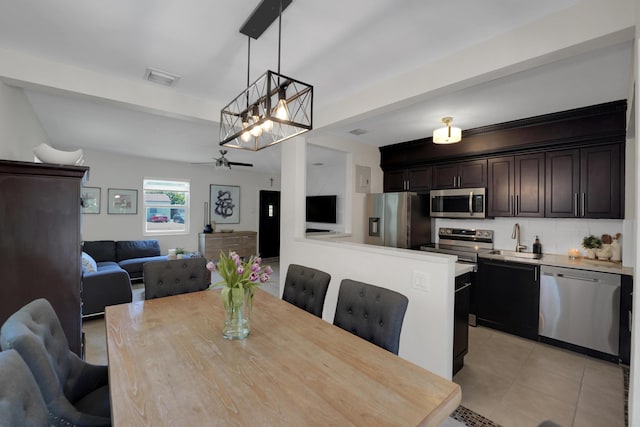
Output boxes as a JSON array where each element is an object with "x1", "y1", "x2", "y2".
[
  {"x1": 81, "y1": 252, "x2": 97, "y2": 274},
  {"x1": 95, "y1": 261, "x2": 123, "y2": 272},
  {"x1": 119, "y1": 255, "x2": 168, "y2": 279},
  {"x1": 116, "y1": 240, "x2": 161, "y2": 262},
  {"x1": 82, "y1": 240, "x2": 116, "y2": 263}
]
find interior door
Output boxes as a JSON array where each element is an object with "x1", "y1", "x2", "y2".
[{"x1": 259, "y1": 190, "x2": 280, "y2": 258}]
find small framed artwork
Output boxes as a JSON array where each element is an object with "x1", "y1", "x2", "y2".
[
  {"x1": 210, "y1": 184, "x2": 240, "y2": 224},
  {"x1": 108, "y1": 188, "x2": 138, "y2": 214},
  {"x1": 81, "y1": 187, "x2": 101, "y2": 214}
]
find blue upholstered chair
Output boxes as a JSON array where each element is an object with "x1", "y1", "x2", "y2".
[
  {"x1": 0, "y1": 298, "x2": 111, "y2": 426},
  {"x1": 333, "y1": 279, "x2": 409, "y2": 355},
  {"x1": 282, "y1": 264, "x2": 331, "y2": 317},
  {"x1": 0, "y1": 349, "x2": 50, "y2": 426},
  {"x1": 143, "y1": 257, "x2": 210, "y2": 300}
]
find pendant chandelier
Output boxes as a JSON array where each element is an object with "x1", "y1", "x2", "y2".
[
  {"x1": 220, "y1": 0, "x2": 313, "y2": 151},
  {"x1": 433, "y1": 117, "x2": 462, "y2": 144}
]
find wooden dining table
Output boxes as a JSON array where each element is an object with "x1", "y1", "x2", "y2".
[{"x1": 105, "y1": 288, "x2": 461, "y2": 426}]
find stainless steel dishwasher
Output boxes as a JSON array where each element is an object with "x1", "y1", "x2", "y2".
[{"x1": 539, "y1": 265, "x2": 620, "y2": 356}]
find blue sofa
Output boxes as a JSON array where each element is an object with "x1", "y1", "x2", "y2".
[
  {"x1": 82, "y1": 240, "x2": 168, "y2": 280},
  {"x1": 81, "y1": 240, "x2": 168, "y2": 316}
]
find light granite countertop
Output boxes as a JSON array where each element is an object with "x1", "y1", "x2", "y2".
[
  {"x1": 479, "y1": 251, "x2": 633, "y2": 276},
  {"x1": 455, "y1": 263, "x2": 475, "y2": 277}
]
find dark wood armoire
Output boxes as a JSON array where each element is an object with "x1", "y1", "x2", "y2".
[{"x1": 0, "y1": 160, "x2": 88, "y2": 355}]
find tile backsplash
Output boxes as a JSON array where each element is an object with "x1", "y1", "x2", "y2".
[{"x1": 434, "y1": 217, "x2": 624, "y2": 258}]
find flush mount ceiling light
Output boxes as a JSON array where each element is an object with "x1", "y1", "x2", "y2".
[
  {"x1": 433, "y1": 117, "x2": 462, "y2": 144},
  {"x1": 220, "y1": 0, "x2": 313, "y2": 151}
]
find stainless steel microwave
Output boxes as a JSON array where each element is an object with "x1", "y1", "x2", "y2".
[{"x1": 430, "y1": 188, "x2": 486, "y2": 218}]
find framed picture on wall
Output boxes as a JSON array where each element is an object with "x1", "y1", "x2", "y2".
[
  {"x1": 81, "y1": 187, "x2": 101, "y2": 214},
  {"x1": 108, "y1": 188, "x2": 138, "y2": 214},
  {"x1": 210, "y1": 184, "x2": 240, "y2": 224}
]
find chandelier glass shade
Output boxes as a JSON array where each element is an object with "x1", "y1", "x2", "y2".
[{"x1": 433, "y1": 116, "x2": 462, "y2": 144}]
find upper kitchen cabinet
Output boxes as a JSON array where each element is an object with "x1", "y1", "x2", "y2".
[
  {"x1": 432, "y1": 159, "x2": 486, "y2": 189},
  {"x1": 383, "y1": 166, "x2": 431, "y2": 192},
  {"x1": 545, "y1": 143, "x2": 622, "y2": 218},
  {"x1": 488, "y1": 153, "x2": 544, "y2": 217}
]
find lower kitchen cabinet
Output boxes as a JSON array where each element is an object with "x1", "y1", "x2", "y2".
[
  {"x1": 477, "y1": 259, "x2": 540, "y2": 340},
  {"x1": 453, "y1": 273, "x2": 472, "y2": 376}
]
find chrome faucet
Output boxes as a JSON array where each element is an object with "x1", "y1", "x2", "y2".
[{"x1": 512, "y1": 223, "x2": 527, "y2": 252}]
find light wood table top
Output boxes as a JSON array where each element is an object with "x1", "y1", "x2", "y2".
[{"x1": 106, "y1": 289, "x2": 461, "y2": 426}]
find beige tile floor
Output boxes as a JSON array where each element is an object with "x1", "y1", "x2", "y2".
[{"x1": 454, "y1": 325, "x2": 626, "y2": 427}]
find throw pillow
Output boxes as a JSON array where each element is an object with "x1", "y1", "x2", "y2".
[{"x1": 81, "y1": 251, "x2": 98, "y2": 273}]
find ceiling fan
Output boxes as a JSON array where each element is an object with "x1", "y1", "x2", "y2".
[{"x1": 198, "y1": 150, "x2": 253, "y2": 169}]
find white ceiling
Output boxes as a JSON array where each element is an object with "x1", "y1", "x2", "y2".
[{"x1": 0, "y1": 0, "x2": 633, "y2": 173}]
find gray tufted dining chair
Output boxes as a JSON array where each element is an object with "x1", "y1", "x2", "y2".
[
  {"x1": 144, "y1": 257, "x2": 210, "y2": 300},
  {"x1": 0, "y1": 298, "x2": 111, "y2": 426},
  {"x1": 0, "y1": 349, "x2": 50, "y2": 427},
  {"x1": 333, "y1": 279, "x2": 408, "y2": 355},
  {"x1": 282, "y1": 264, "x2": 331, "y2": 317}
]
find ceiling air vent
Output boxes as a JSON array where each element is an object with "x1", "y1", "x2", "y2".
[
  {"x1": 144, "y1": 67, "x2": 181, "y2": 87},
  {"x1": 349, "y1": 128, "x2": 368, "y2": 136}
]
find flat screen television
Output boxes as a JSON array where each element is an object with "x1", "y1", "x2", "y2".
[{"x1": 306, "y1": 195, "x2": 337, "y2": 223}]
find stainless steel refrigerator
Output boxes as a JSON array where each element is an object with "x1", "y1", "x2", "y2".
[{"x1": 365, "y1": 192, "x2": 431, "y2": 249}]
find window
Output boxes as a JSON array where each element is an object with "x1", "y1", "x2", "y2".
[{"x1": 143, "y1": 179, "x2": 189, "y2": 235}]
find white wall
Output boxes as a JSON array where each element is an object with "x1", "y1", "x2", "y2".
[
  {"x1": 280, "y1": 138, "x2": 457, "y2": 380},
  {"x1": 306, "y1": 134, "x2": 383, "y2": 242},
  {"x1": 306, "y1": 145, "x2": 346, "y2": 233},
  {"x1": 0, "y1": 82, "x2": 48, "y2": 161},
  {"x1": 81, "y1": 148, "x2": 280, "y2": 253}
]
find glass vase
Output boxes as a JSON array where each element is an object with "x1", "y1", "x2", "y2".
[{"x1": 222, "y1": 288, "x2": 252, "y2": 340}]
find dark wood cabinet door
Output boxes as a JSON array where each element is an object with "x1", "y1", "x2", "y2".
[
  {"x1": 580, "y1": 144, "x2": 622, "y2": 218},
  {"x1": 515, "y1": 153, "x2": 545, "y2": 217},
  {"x1": 407, "y1": 166, "x2": 432, "y2": 192},
  {"x1": 432, "y1": 160, "x2": 486, "y2": 189},
  {"x1": 545, "y1": 149, "x2": 580, "y2": 217},
  {"x1": 487, "y1": 156, "x2": 513, "y2": 217},
  {"x1": 0, "y1": 161, "x2": 86, "y2": 356},
  {"x1": 432, "y1": 163, "x2": 459, "y2": 189},
  {"x1": 383, "y1": 170, "x2": 407, "y2": 192},
  {"x1": 459, "y1": 159, "x2": 487, "y2": 188},
  {"x1": 477, "y1": 259, "x2": 540, "y2": 340}
]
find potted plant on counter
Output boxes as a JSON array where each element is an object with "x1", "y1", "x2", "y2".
[{"x1": 582, "y1": 235, "x2": 602, "y2": 259}]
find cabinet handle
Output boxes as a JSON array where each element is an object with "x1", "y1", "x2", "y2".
[
  {"x1": 534, "y1": 268, "x2": 538, "y2": 281},
  {"x1": 515, "y1": 195, "x2": 519, "y2": 216},
  {"x1": 456, "y1": 282, "x2": 472, "y2": 293},
  {"x1": 574, "y1": 193, "x2": 579, "y2": 217},
  {"x1": 581, "y1": 193, "x2": 586, "y2": 217},
  {"x1": 453, "y1": 176, "x2": 457, "y2": 188},
  {"x1": 511, "y1": 195, "x2": 514, "y2": 215}
]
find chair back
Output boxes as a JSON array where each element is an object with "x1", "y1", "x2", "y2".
[
  {"x1": 0, "y1": 349, "x2": 49, "y2": 427},
  {"x1": 333, "y1": 279, "x2": 408, "y2": 355},
  {"x1": 144, "y1": 258, "x2": 210, "y2": 300},
  {"x1": 0, "y1": 298, "x2": 111, "y2": 426},
  {"x1": 282, "y1": 264, "x2": 331, "y2": 317},
  {"x1": 0, "y1": 298, "x2": 75, "y2": 404}
]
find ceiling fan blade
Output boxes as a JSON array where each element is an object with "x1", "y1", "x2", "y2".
[{"x1": 228, "y1": 161, "x2": 253, "y2": 167}]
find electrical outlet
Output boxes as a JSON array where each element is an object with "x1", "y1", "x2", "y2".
[{"x1": 412, "y1": 271, "x2": 430, "y2": 292}]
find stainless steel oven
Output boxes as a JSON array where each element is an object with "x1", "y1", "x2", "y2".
[
  {"x1": 420, "y1": 227, "x2": 494, "y2": 327},
  {"x1": 430, "y1": 187, "x2": 486, "y2": 218}
]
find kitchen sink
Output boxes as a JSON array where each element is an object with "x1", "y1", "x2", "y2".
[{"x1": 486, "y1": 250, "x2": 542, "y2": 260}]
